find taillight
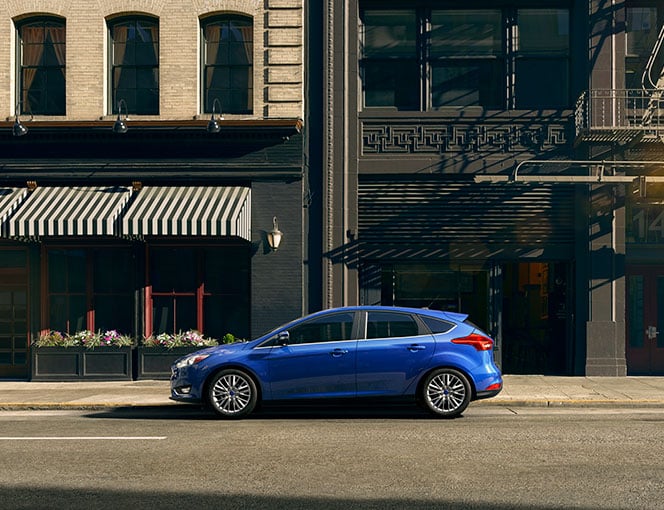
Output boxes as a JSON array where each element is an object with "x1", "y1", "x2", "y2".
[{"x1": 451, "y1": 333, "x2": 493, "y2": 351}]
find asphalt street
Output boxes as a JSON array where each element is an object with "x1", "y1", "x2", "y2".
[{"x1": 1, "y1": 406, "x2": 663, "y2": 509}]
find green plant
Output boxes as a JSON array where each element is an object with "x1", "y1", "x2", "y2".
[
  {"x1": 221, "y1": 333, "x2": 246, "y2": 344},
  {"x1": 35, "y1": 330, "x2": 133, "y2": 348},
  {"x1": 142, "y1": 330, "x2": 219, "y2": 349}
]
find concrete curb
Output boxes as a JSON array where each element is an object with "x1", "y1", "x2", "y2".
[{"x1": 476, "y1": 399, "x2": 664, "y2": 408}]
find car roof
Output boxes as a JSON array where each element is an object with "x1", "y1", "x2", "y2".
[{"x1": 309, "y1": 305, "x2": 468, "y2": 322}]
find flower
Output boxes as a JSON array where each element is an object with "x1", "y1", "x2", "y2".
[
  {"x1": 35, "y1": 330, "x2": 133, "y2": 348},
  {"x1": 141, "y1": 330, "x2": 219, "y2": 349}
]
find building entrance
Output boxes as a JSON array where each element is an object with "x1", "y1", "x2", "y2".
[
  {"x1": 501, "y1": 262, "x2": 571, "y2": 375},
  {"x1": 0, "y1": 277, "x2": 29, "y2": 379},
  {"x1": 626, "y1": 265, "x2": 664, "y2": 375}
]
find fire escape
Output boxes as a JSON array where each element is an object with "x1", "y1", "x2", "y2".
[{"x1": 576, "y1": 24, "x2": 664, "y2": 147}]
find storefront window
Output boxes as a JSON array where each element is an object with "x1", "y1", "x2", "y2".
[
  {"x1": 46, "y1": 248, "x2": 134, "y2": 335},
  {"x1": 149, "y1": 246, "x2": 249, "y2": 339}
]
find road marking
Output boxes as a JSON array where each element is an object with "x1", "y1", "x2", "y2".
[{"x1": 0, "y1": 436, "x2": 167, "y2": 440}]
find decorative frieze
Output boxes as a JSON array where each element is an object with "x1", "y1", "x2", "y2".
[{"x1": 361, "y1": 122, "x2": 571, "y2": 155}]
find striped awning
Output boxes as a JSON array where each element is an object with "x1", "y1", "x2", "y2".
[
  {"x1": 121, "y1": 186, "x2": 251, "y2": 240},
  {"x1": 0, "y1": 188, "x2": 29, "y2": 234},
  {"x1": 9, "y1": 186, "x2": 132, "y2": 238}
]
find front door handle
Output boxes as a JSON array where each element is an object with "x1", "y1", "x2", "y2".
[
  {"x1": 407, "y1": 344, "x2": 427, "y2": 352},
  {"x1": 646, "y1": 326, "x2": 660, "y2": 340},
  {"x1": 331, "y1": 348, "x2": 349, "y2": 357}
]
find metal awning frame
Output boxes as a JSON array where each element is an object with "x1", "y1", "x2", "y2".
[{"x1": 474, "y1": 159, "x2": 664, "y2": 184}]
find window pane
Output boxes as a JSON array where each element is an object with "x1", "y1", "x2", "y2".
[
  {"x1": 0, "y1": 250, "x2": 27, "y2": 269},
  {"x1": 288, "y1": 313, "x2": 355, "y2": 344},
  {"x1": 366, "y1": 312, "x2": 419, "y2": 339},
  {"x1": 515, "y1": 58, "x2": 568, "y2": 108},
  {"x1": 430, "y1": 10, "x2": 502, "y2": 57},
  {"x1": 18, "y1": 18, "x2": 65, "y2": 115},
  {"x1": 517, "y1": 9, "x2": 569, "y2": 54},
  {"x1": 204, "y1": 295, "x2": 250, "y2": 340},
  {"x1": 95, "y1": 296, "x2": 132, "y2": 334},
  {"x1": 626, "y1": 7, "x2": 659, "y2": 89},
  {"x1": 111, "y1": 18, "x2": 159, "y2": 115},
  {"x1": 94, "y1": 250, "x2": 133, "y2": 293},
  {"x1": 421, "y1": 316, "x2": 455, "y2": 334},
  {"x1": 151, "y1": 248, "x2": 196, "y2": 292},
  {"x1": 152, "y1": 296, "x2": 196, "y2": 334},
  {"x1": 363, "y1": 60, "x2": 419, "y2": 109},
  {"x1": 431, "y1": 60, "x2": 502, "y2": 108},
  {"x1": 202, "y1": 16, "x2": 253, "y2": 114},
  {"x1": 361, "y1": 10, "x2": 417, "y2": 58}
]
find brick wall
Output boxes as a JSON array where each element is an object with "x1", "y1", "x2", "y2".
[{"x1": 0, "y1": 0, "x2": 303, "y2": 121}]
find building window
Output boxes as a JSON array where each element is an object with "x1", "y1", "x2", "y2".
[
  {"x1": 46, "y1": 248, "x2": 134, "y2": 335},
  {"x1": 109, "y1": 16, "x2": 159, "y2": 115},
  {"x1": 148, "y1": 246, "x2": 249, "y2": 339},
  {"x1": 360, "y1": 6, "x2": 570, "y2": 110},
  {"x1": 201, "y1": 15, "x2": 253, "y2": 114},
  {"x1": 626, "y1": 6, "x2": 661, "y2": 89},
  {"x1": 16, "y1": 17, "x2": 66, "y2": 115}
]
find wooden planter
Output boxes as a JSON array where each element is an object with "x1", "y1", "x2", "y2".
[
  {"x1": 31, "y1": 346, "x2": 133, "y2": 381},
  {"x1": 135, "y1": 347, "x2": 199, "y2": 380}
]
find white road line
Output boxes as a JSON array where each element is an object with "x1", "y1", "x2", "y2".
[{"x1": 0, "y1": 436, "x2": 167, "y2": 440}]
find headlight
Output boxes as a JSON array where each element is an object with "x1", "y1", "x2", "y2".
[{"x1": 175, "y1": 353, "x2": 210, "y2": 369}]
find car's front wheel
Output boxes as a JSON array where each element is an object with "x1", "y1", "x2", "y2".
[
  {"x1": 207, "y1": 369, "x2": 258, "y2": 419},
  {"x1": 421, "y1": 368, "x2": 471, "y2": 418}
]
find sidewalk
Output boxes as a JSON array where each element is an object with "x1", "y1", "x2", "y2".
[{"x1": 0, "y1": 375, "x2": 663, "y2": 410}]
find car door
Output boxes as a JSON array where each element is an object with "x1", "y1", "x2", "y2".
[
  {"x1": 356, "y1": 310, "x2": 435, "y2": 396},
  {"x1": 265, "y1": 311, "x2": 358, "y2": 399}
]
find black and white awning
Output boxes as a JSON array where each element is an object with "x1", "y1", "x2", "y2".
[
  {"x1": 8, "y1": 186, "x2": 132, "y2": 238},
  {"x1": 120, "y1": 186, "x2": 251, "y2": 240},
  {"x1": 0, "y1": 187, "x2": 29, "y2": 235}
]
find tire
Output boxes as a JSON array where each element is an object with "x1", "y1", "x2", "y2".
[
  {"x1": 207, "y1": 369, "x2": 258, "y2": 419},
  {"x1": 421, "y1": 368, "x2": 471, "y2": 418}
]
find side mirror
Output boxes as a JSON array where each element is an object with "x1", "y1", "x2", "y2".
[{"x1": 276, "y1": 331, "x2": 290, "y2": 346}]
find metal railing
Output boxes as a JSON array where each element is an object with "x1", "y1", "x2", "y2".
[{"x1": 575, "y1": 89, "x2": 664, "y2": 137}]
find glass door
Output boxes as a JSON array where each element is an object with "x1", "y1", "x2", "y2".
[{"x1": 0, "y1": 284, "x2": 28, "y2": 379}]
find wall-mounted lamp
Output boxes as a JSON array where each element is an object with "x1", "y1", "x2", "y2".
[
  {"x1": 206, "y1": 98, "x2": 224, "y2": 133},
  {"x1": 266, "y1": 216, "x2": 283, "y2": 251},
  {"x1": 113, "y1": 99, "x2": 129, "y2": 134},
  {"x1": 13, "y1": 102, "x2": 31, "y2": 137}
]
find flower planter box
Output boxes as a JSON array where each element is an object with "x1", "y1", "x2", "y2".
[
  {"x1": 135, "y1": 347, "x2": 199, "y2": 380},
  {"x1": 31, "y1": 346, "x2": 133, "y2": 381}
]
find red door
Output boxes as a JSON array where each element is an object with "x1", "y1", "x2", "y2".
[{"x1": 626, "y1": 266, "x2": 664, "y2": 375}]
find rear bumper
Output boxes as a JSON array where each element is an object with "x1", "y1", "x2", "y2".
[{"x1": 475, "y1": 382, "x2": 502, "y2": 400}]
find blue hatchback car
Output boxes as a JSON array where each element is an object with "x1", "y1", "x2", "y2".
[{"x1": 170, "y1": 306, "x2": 502, "y2": 418}]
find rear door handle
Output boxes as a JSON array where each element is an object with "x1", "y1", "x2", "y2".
[
  {"x1": 331, "y1": 348, "x2": 349, "y2": 357},
  {"x1": 407, "y1": 344, "x2": 427, "y2": 352}
]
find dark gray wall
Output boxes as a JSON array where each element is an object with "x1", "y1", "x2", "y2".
[{"x1": 250, "y1": 179, "x2": 305, "y2": 338}]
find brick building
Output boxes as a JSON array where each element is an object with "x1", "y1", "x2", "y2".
[{"x1": 0, "y1": 0, "x2": 306, "y2": 379}]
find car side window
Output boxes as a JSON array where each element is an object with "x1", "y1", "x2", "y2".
[
  {"x1": 366, "y1": 311, "x2": 419, "y2": 339},
  {"x1": 286, "y1": 312, "x2": 355, "y2": 345},
  {"x1": 420, "y1": 316, "x2": 456, "y2": 334}
]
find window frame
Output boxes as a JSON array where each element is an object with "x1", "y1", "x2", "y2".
[
  {"x1": 146, "y1": 245, "x2": 250, "y2": 339},
  {"x1": 15, "y1": 15, "x2": 66, "y2": 116},
  {"x1": 359, "y1": 4, "x2": 571, "y2": 111},
  {"x1": 200, "y1": 14, "x2": 254, "y2": 115},
  {"x1": 364, "y1": 310, "x2": 423, "y2": 340},
  {"x1": 43, "y1": 246, "x2": 135, "y2": 336},
  {"x1": 107, "y1": 15, "x2": 160, "y2": 115}
]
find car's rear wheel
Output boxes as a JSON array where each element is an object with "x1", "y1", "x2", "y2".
[
  {"x1": 207, "y1": 369, "x2": 257, "y2": 419},
  {"x1": 421, "y1": 368, "x2": 471, "y2": 418}
]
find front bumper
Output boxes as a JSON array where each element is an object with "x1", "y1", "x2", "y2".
[{"x1": 170, "y1": 366, "x2": 204, "y2": 403}]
